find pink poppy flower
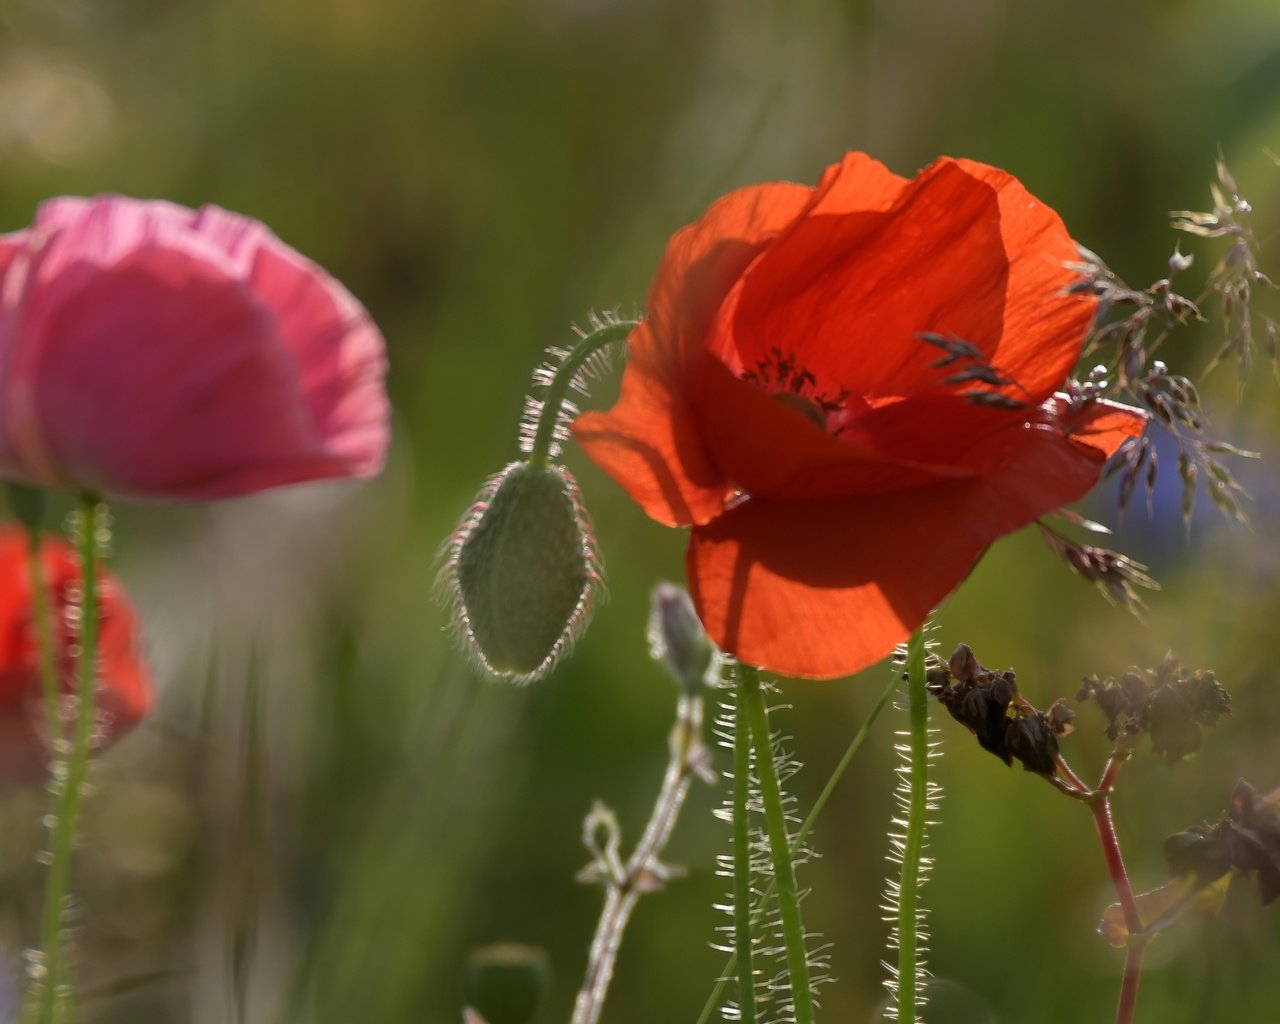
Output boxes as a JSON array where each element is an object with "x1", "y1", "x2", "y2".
[
  {"x1": 0, "y1": 526, "x2": 151, "y2": 786},
  {"x1": 0, "y1": 196, "x2": 389, "y2": 501}
]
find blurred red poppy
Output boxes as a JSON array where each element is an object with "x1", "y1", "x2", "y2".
[
  {"x1": 0, "y1": 196, "x2": 388, "y2": 502},
  {"x1": 0, "y1": 526, "x2": 151, "y2": 784},
  {"x1": 574, "y1": 153, "x2": 1147, "y2": 679}
]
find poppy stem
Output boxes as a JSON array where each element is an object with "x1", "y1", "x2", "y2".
[
  {"x1": 696, "y1": 665, "x2": 898, "y2": 1024},
  {"x1": 737, "y1": 663, "x2": 815, "y2": 1024},
  {"x1": 527, "y1": 319, "x2": 638, "y2": 469},
  {"x1": 28, "y1": 494, "x2": 104, "y2": 1024},
  {"x1": 24, "y1": 524, "x2": 64, "y2": 753},
  {"x1": 893, "y1": 627, "x2": 930, "y2": 1024},
  {"x1": 731, "y1": 675, "x2": 758, "y2": 1024}
]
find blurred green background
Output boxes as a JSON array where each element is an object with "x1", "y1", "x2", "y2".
[{"x1": 2, "y1": 0, "x2": 1280, "y2": 1021}]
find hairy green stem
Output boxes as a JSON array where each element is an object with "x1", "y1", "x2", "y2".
[
  {"x1": 527, "y1": 319, "x2": 637, "y2": 468},
  {"x1": 895, "y1": 628, "x2": 929, "y2": 1024},
  {"x1": 738, "y1": 664, "x2": 814, "y2": 1024},
  {"x1": 30, "y1": 495, "x2": 102, "y2": 1024},
  {"x1": 731, "y1": 679, "x2": 758, "y2": 1024},
  {"x1": 698, "y1": 667, "x2": 898, "y2": 1024},
  {"x1": 25, "y1": 527, "x2": 63, "y2": 753}
]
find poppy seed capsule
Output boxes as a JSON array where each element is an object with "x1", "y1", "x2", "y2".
[{"x1": 445, "y1": 461, "x2": 601, "y2": 682}]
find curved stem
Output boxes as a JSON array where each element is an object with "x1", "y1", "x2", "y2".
[
  {"x1": 30, "y1": 495, "x2": 102, "y2": 1024},
  {"x1": 731, "y1": 680, "x2": 757, "y2": 1024},
  {"x1": 527, "y1": 320, "x2": 637, "y2": 468},
  {"x1": 895, "y1": 628, "x2": 929, "y2": 1024},
  {"x1": 738, "y1": 664, "x2": 814, "y2": 1024}
]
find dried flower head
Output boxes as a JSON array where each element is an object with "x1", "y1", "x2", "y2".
[
  {"x1": 925, "y1": 644, "x2": 1070, "y2": 775},
  {"x1": 1163, "y1": 779, "x2": 1280, "y2": 909},
  {"x1": 1076, "y1": 654, "x2": 1231, "y2": 762}
]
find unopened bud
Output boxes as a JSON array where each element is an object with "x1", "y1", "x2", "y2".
[
  {"x1": 647, "y1": 583, "x2": 715, "y2": 692},
  {"x1": 464, "y1": 943, "x2": 550, "y2": 1024},
  {"x1": 443, "y1": 462, "x2": 601, "y2": 683}
]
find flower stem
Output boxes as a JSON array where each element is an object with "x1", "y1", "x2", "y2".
[
  {"x1": 1115, "y1": 940, "x2": 1147, "y2": 1024},
  {"x1": 894, "y1": 627, "x2": 929, "y2": 1024},
  {"x1": 1091, "y1": 792, "x2": 1142, "y2": 937},
  {"x1": 737, "y1": 663, "x2": 814, "y2": 1024},
  {"x1": 732, "y1": 679, "x2": 758, "y2": 1024},
  {"x1": 1046, "y1": 745, "x2": 1147, "y2": 1023},
  {"x1": 571, "y1": 691, "x2": 707, "y2": 1024},
  {"x1": 1088, "y1": 752, "x2": 1152, "y2": 1024},
  {"x1": 29, "y1": 494, "x2": 103, "y2": 1024},
  {"x1": 697, "y1": 668, "x2": 898, "y2": 1024},
  {"x1": 24, "y1": 526, "x2": 63, "y2": 753},
  {"x1": 527, "y1": 319, "x2": 638, "y2": 469}
]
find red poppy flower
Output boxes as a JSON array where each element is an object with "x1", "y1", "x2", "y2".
[
  {"x1": 573, "y1": 153, "x2": 1147, "y2": 679},
  {"x1": 0, "y1": 196, "x2": 388, "y2": 502},
  {"x1": 0, "y1": 526, "x2": 151, "y2": 785}
]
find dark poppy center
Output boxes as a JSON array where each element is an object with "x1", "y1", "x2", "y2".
[
  {"x1": 771, "y1": 391, "x2": 828, "y2": 429},
  {"x1": 740, "y1": 347, "x2": 848, "y2": 433}
]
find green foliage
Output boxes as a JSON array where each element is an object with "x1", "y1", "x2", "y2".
[{"x1": 2, "y1": 1, "x2": 1279, "y2": 1022}]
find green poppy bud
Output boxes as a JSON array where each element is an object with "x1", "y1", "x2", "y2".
[
  {"x1": 647, "y1": 583, "x2": 715, "y2": 693},
  {"x1": 443, "y1": 462, "x2": 601, "y2": 682},
  {"x1": 464, "y1": 943, "x2": 550, "y2": 1024}
]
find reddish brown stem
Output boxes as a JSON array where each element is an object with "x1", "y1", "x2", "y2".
[
  {"x1": 1115, "y1": 940, "x2": 1147, "y2": 1024},
  {"x1": 1054, "y1": 753, "x2": 1091, "y2": 795},
  {"x1": 1091, "y1": 794, "x2": 1142, "y2": 935},
  {"x1": 1097, "y1": 751, "x2": 1128, "y2": 795},
  {"x1": 1090, "y1": 750, "x2": 1146, "y2": 1024}
]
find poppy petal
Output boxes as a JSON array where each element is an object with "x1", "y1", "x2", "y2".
[
  {"x1": 692, "y1": 356, "x2": 965, "y2": 501},
  {"x1": 23, "y1": 247, "x2": 342, "y2": 499},
  {"x1": 573, "y1": 181, "x2": 814, "y2": 527},
  {"x1": 0, "y1": 195, "x2": 389, "y2": 501},
  {"x1": 687, "y1": 403, "x2": 1139, "y2": 679},
  {"x1": 719, "y1": 157, "x2": 1090, "y2": 404},
  {"x1": 232, "y1": 233, "x2": 390, "y2": 476}
]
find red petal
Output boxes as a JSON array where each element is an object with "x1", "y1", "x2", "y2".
[
  {"x1": 1053, "y1": 395, "x2": 1149, "y2": 457},
  {"x1": 687, "y1": 403, "x2": 1138, "y2": 679},
  {"x1": 715, "y1": 157, "x2": 1091, "y2": 405},
  {"x1": 692, "y1": 357, "x2": 966, "y2": 501},
  {"x1": 573, "y1": 180, "x2": 814, "y2": 527}
]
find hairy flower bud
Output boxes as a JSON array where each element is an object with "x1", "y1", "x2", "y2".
[
  {"x1": 442, "y1": 462, "x2": 601, "y2": 682},
  {"x1": 647, "y1": 583, "x2": 715, "y2": 693}
]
